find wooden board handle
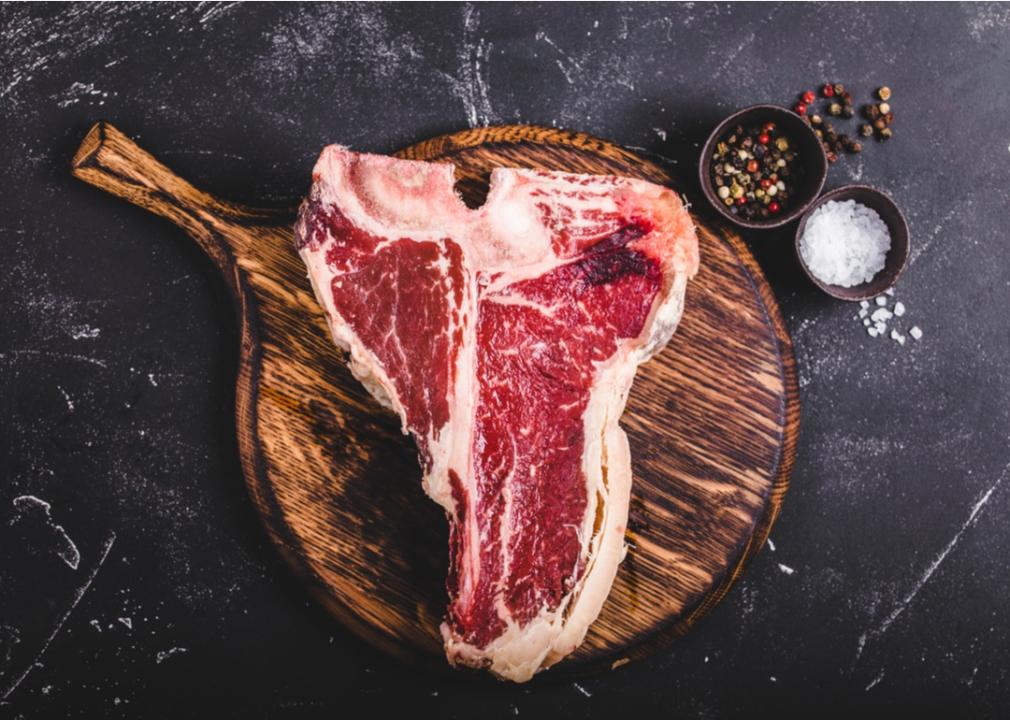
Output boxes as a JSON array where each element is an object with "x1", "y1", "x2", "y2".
[{"x1": 71, "y1": 121, "x2": 287, "y2": 270}]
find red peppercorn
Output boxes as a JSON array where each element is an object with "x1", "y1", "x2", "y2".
[
  {"x1": 736, "y1": 196, "x2": 747, "y2": 206},
  {"x1": 746, "y1": 160, "x2": 759, "y2": 173},
  {"x1": 822, "y1": 83, "x2": 835, "y2": 98},
  {"x1": 757, "y1": 133, "x2": 770, "y2": 145},
  {"x1": 762, "y1": 122, "x2": 776, "y2": 133},
  {"x1": 802, "y1": 90, "x2": 816, "y2": 105},
  {"x1": 794, "y1": 102, "x2": 807, "y2": 115},
  {"x1": 760, "y1": 178, "x2": 772, "y2": 189},
  {"x1": 769, "y1": 201, "x2": 781, "y2": 214}
]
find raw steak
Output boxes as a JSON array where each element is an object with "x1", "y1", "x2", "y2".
[{"x1": 294, "y1": 147, "x2": 699, "y2": 682}]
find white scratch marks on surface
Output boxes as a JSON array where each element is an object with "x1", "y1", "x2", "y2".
[
  {"x1": 56, "y1": 81, "x2": 110, "y2": 108},
  {"x1": 161, "y1": 148, "x2": 249, "y2": 163},
  {"x1": 712, "y1": 32, "x2": 755, "y2": 80},
  {"x1": 117, "y1": 617, "x2": 132, "y2": 630},
  {"x1": 0, "y1": 349, "x2": 107, "y2": 368},
  {"x1": 778, "y1": 563, "x2": 795, "y2": 575},
  {"x1": 617, "y1": 12, "x2": 630, "y2": 40},
  {"x1": 865, "y1": 669, "x2": 885, "y2": 691},
  {"x1": 441, "y1": 4, "x2": 496, "y2": 127},
  {"x1": 854, "y1": 632, "x2": 866, "y2": 662},
  {"x1": 197, "y1": 1, "x2": 240, "y2": 25},
  {"x1": 652, "y1": 127, "x2": 667, "y2": 141},
  {"x1": 767, "y1": 538, "x2": 776, "y2": 552},
  {"x1": 68, "y1": 324, "x2": 100, "y2": 340},
  {"x1": 1, "y1": 5, "x2": 146, "y2": 107},
  {"x1": 0, "y1": 532, "x2": 116, "y2": 702},
  {"x1": 11, "y1": 496, "x2": 80, "y2": 570},
  {"x1": 966, "y1": 4, "x2": 1010, "y2": 41},
  {"x1": 854, "y1": 462, "x2": 1009, "y2": 666},
  {"x1": 909, "y1": 207, "x2": 957, "y2": 266},
  {"x1": 846, "y1": 155, "x2": 865, "y2": 182},
  {"x1": 58, "y1": 386, "x2": 74, "y2": 412},
  {"x1": 156, "y1": 647, "x2": 189, "y2": 664},
  {"x1": 535, "y1": 32, "x2": 583, "y2": 84},
  {"x1": 147, "y1": 373, "x2": 159, "y2": 387},
  {"x1": 573, "y1": 682, "x2": 592, "y2": 698}
]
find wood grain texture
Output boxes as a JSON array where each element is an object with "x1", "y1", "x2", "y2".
[{"x1": 71, "y1": 122, "x2": 798, "y2": 679}]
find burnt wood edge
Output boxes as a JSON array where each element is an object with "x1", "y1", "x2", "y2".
[{"x1": 665, "y1": 223, "x2": 799, "y2": 639}]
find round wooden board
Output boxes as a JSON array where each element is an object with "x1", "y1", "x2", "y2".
[{"x1": 72, "y1": 123, "x2": 798, "y2": 681}]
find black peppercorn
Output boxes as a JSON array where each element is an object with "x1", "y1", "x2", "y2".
[
  {"x1": 841, "y1": 105, "x2": 855, "y2": 118},
  {"x1": 864, "y1": 104, "x2": 881, "y2": 120}
]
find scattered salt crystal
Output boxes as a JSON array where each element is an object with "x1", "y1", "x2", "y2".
[
  {"x1": 855, "y1": 290, "x2": 922, "y2": 350},
  {"x1": 798, "y1": 200, "x2": 891, "y2": 287}
]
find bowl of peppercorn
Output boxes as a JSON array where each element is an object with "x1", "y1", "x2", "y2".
[{"x1": 699, "y1": 104, "x2": 828, "y2": 229}]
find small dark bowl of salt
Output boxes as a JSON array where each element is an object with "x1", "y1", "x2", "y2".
[
  {"x1": 794, "y1": 185, "x2": 909, "y2": 301},
  {"x1": 699, "y1": 104, "x2": 828, "y2": 230}
]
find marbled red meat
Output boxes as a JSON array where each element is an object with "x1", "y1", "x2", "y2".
[{"x1": 295, "y1": 148, "x2": 698, "y2": 682}]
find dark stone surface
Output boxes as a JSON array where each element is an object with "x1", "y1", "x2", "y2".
[{"x1": 2, "y1": 3, "x2": 1009, "y2": 717}]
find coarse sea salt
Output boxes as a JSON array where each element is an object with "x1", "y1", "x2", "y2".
[
  {"x1": 799, "y1": 200, "x2": 891, "y2": 287},
  {"x1": 857, "y1": 291, "x2": 923, "y2": 346}
]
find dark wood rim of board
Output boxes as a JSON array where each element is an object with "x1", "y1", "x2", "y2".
[
  {"x1": 398, "y1": 124, "x2": 800, "y2": 672},
  {"x1": 70, "y1": 121, "x2": 799, "y2": 680}
]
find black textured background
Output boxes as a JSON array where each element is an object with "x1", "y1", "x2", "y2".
[{"x1": 2, "y1": 3, "x2": 1009, "y2": 718}]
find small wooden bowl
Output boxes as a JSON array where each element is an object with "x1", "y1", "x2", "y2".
[
  {"x1": 794, "y1": 185, "x2": 910, "y2": 301},
  {"x1": 698, "y1": 104, "x2": 828, "y2": 230}
]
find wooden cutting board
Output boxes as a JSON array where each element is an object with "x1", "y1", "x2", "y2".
[{"x1": 72, "y1": 122, "x2": 798, "y2": 678}]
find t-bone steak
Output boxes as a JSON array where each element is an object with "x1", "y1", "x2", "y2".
[{"x1": 294, "y1": 147, "x2": 699, "y2": 682}]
